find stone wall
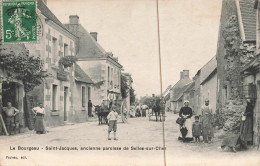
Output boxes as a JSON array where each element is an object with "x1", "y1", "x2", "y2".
[{"x1": 221, "y1": 99, "x2": 245, "y2": 133}]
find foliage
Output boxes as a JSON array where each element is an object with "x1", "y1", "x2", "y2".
[
  {"x1": 139, "y1": 95, "x2": 161, "y2": 108},
  {"x1": 222, "y1": 15, "x2": 241, "y2": 59},
  {"x1": 59, "y1": 56, "x2": 77, "y2": 68},
  {"x1": 0, "y1": 49, "x2": 48, "y2": 92},
  {"x1": 121, "y1": 74, "x2": 128, "y2": 99},
  {"x1": 129, "y1": 87, "x2": 135, "y2": 105},
  {"x1": 222, "y1": 15, "x2": 242, "y2": 99}
]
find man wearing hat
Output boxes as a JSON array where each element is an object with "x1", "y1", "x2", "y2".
[{"x1": 200, "y1": 98, "x2": 214, "y2": 143}]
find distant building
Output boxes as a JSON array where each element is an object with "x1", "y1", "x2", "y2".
[
  {"x1": 65, "y1": 15, "x2": 123, "y2": 106},
  {"x1": 170, "y1": 70, "x2": 192, "y2": 113},
  {"x1": 193, "y1": 56, "x2": 217, "y2": 115}
]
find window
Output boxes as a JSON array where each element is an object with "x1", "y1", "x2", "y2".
[
  {"x1": 111, "y1": 68, "x2": 113, "y2": 88},
  {"x1": 64, "y1": 43, "x2": 68, "y2": 57},
  {"x1": 82, "y1": 86, "x2": 86, "y2": 107},
  {"x1": 52, "y1": 85, "x2": 58, "y2": 110},
  {"x1": 52, "y1": 37, "x2": 57, "y2": 64},
  {"x1": 108, "y1": 66, "x2": 110, "y2": 87}
]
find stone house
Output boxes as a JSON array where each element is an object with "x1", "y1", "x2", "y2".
[
  {"x1": 239, "y1": 0, "x2": 260, "y2": 147},
  {"x1": 170, "y1": 70, "x2": 192, "y2": 113},
  {"x1": 183, "y1": 81, "x2": 195, "y2": 111},
  {"x1": 1, "y1": 0, "x2": 94, "y2": 133},
  {"x1": 216, "y1": 0, "x2": 257, "y2": 133},
  {"x1": 192, "y1": 56, "x2": 217, "y2": 115},
  {"x1": 65, "y1": 15, "x2": 123, "y2": 106},
  {"x1": 73, "y1": 63, "x2": 93, "y2": 122},
  {"x1": 0, "y1": 45, "x2": 27, "y2": 129},
  {"x1": 162, "y1": 85, "x2": 172, "y2": 112},
  {"x1": 200, "y1": 68, "x2": 217, "y2": 114}
]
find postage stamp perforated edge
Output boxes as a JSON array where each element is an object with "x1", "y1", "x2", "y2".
[{"x1": 0, "y1": 0, "x2": 38, "y2": 45}]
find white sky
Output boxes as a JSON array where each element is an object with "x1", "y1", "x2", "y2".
[{"x1": 48, "y1": 0, "x2": 222, "y2": 98}]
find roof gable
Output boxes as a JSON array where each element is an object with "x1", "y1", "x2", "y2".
[
  {"x1": 37, "y1": 0, "x2": 71, "y2": 33},
  {"x1": 75, "y1": 63, "x2": 93, "y2": 84}
]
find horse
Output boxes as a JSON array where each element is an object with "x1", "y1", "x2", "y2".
[
  {"x1": 95, "y1": 105, "x2": 109, "y2": 125},
  {"x1": 152, "y1": 99, "x2": 161, "y2": 122}
]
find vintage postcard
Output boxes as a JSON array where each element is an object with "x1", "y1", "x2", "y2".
[{"x1": 0, "y1": 0, "x2": 260, "y2": 166}]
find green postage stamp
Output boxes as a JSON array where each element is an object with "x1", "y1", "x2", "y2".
[{"x1": 1, "y1": 0, "x2": 37, "y2": 44}]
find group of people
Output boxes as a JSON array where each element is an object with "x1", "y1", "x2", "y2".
[
  {"x1": 178, "y1": 99, "x2": 213, "y2": 143},
  {"x1": 177, "y1": 98, "x2": 254, "y2": 151}
]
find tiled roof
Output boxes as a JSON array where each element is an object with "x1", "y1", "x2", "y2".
[
  {"x1": 199, "y1": 56, "x2": 217, "y2": 84},
  {"x1": 74, "y1": 63, "x2": 93, "y2": 84},
  {"x1": 64, "y1": 24, "x2": 106, "y2": 58},
  {"x1": 64, "y1": 23, "x2": 123, "y2": 68},
  {"x1": 238, "y1": 0, "x2": 256, "y2": 41},
  {"x1": 200, "y1": 68, "x2": 217, "y2": 85},
  {"x1": 183, "y1": 81, "x2": 195, "y2": 93},
  {"x1": 172, "y1": 82, "x2": 192, "y2": 102},
  {"x1": 37, "y1": 0, "x2": 72, "y2": 35}
]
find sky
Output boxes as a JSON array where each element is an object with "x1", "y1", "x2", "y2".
[{"x1": 48, "y1": 0, "x2": 222, "y2": 98}]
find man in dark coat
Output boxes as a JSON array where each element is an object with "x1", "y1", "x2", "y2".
[{"x1": 88, "y1": 100, "x2": 93, "y2": 117}]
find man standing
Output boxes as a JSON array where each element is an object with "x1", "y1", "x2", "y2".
[
  {"x1": 88, "y1": 100, "x2": 93, "y2": 117},
  {"x1": 2, "y1": 102, "x2": 20, "y2": 135},
  {"x1": 200, "y1": 98, "x2": 214, "y2": 143}
]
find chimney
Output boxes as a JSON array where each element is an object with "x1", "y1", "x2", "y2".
[
  {"x1": 180, "y1": 71, "x2": 184, "y2": 79},
  {"x1": 69, "y1": 15, "x2": 79, "y2": 24},
  {"x1": 183, "y1": 70, "x2": 189, "y2": 78},
  {"x1": 90, "y1": 32, "x2": 97, "y2": 41}
]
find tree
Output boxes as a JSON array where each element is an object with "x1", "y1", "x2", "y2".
[
  {"x1": 0, "y1": 48, "x2": 48, "y2": 92},
  {"x1": 129, "y1": 87, "x2": 135, "y2": 105},
  {"x1": 120, "y1": 74, "x2": 128, "y2": 99}
]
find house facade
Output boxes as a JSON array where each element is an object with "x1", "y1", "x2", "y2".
[
  {"x1": 216, "y1": 0, "x2": 258, "y2": 137},
  {"x1": 65, "y1": 15, "x2": 123, "y2": 106},
  {"x1": 194, "y1": 56, "x2": 217, "y2": 115},
  {"x1": 1, "y1": 0, "x2": 94, "y2": 133},
  {"x1": 239, "y1": 0, "x2": 260, "y2": 146},
  {"x1": 170, "y1": 70, "x2": 192, "y2": 113}
]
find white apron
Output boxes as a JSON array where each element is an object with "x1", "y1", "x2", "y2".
[{"x1": 179, "y1": 118, "x2": 193, "y2": 138}]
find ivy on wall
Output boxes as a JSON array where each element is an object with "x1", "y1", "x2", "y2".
[
  {"x1": 0, "y1": 49, "x2": 48, "y2": 92},
  {"x1": 59, "y1": 56, "x2": 77, "y2": 68},
  {"x1": 222, "y1": 15, "x2": 242, "y2": 99}
]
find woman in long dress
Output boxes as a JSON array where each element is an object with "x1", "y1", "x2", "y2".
[
  {"x1": 178, "y1": 100, "x2": 193, "y2": 142},
  {"x1": 32, "y1": 103, "x2": 46, "y2": 134},
  {"x1": 240, "y1": 99, "x2": 254, "y2": 148}
]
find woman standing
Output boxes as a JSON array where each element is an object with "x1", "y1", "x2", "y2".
[
  {"x1": 32, "y1": 103, "x2": 46, "y2": 134},
  {"x1": 240, "y1": 99, "x2": 254, "y2": 148},
  {"x1": 178, "y1": 100, "x2": 193, "y2": 142}
]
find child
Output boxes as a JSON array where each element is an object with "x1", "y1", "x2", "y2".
[
  {"x1": 107, "y1": 106, "x2": 119, "y2": 140},
  {"x1": 192, "y1": 116, "x2": 202, "y2": 143}
]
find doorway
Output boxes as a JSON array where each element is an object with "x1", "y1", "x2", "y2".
[
  {"x1": 2, "y1": 82, "x2": 19, "y2": 108},
  {"x1": 64, "y1": 87, "x2": 68, "y2": 121}
]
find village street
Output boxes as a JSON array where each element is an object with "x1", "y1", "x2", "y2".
[{"x1": 0, "y1": 112, "x2": 260, "y2": 166}]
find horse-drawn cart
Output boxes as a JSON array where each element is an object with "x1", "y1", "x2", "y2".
[
  {"x1": 148, "y1": 97, "x2": 166, "y2": 122},
  {"x1": 95, "y1": 99, "x2": 128, "y2": 125}
]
